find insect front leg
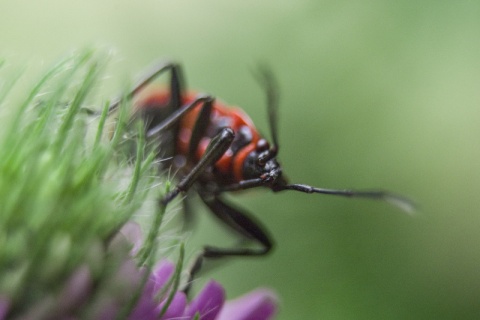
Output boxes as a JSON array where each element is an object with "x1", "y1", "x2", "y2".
[
  {"x1": 160, "y1": 127, "x2": 235, "y2": 206},
  {"x1": 144, "y1": 94, "x2": 214, "y2": 229},
  {"x1": 183, "y1": 193, "x2": 273, "y2": 294}
]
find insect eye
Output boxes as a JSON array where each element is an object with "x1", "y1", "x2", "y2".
[
  {"x1": 256, "y1": 139, "x2": 270, "y2": 152},
  {"x1": 257, "y1": 151, "x2": 269, "y2": 167}
]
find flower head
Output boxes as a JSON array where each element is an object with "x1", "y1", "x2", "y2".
[
  {"x1": 121, "y1": 222, "x2": 278, "y2": 320},
  {"x1": 130, "y1": 260, "x2": 277, "y2": 320}
]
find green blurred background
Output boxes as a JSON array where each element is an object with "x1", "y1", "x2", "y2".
[{"x1": 2, "y1": 0, "x2": 480, "y2": 319}]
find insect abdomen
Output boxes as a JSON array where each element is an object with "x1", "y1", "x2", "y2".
[{"x1": 177, "y1": 92, "x2": 262, "y2": 182}]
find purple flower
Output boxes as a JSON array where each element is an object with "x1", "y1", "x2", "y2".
[
  {"x1": 116, "y1": 221, "x2": 278, "y2": 319},
  {"x1": 129, "y1": 260, "x2": 278, "y2": 320}
]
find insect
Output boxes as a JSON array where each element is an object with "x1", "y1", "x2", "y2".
[{"x1": 108, "y1": 62, "x2": 414, "y2": 287}]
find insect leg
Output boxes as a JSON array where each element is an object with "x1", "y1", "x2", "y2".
[
  {"x1": 146, "y1": 95, "x2": 213, "y2": 138},
  {"x1": 160, "y1": 127, "x2": 235, "y2": 205},
  {"x1": 179, "y1": 96, "x2": 214, "y2": 227},
  {"x1": 144, "y1": 94, "x2": 214, "y2": 227},
  {"x1": 181, "y1": 190, "x2": 196, "y2": 230},
  {"x1": 215, "y1": 178, "x2": 266, "y2": 193},
  {"x1": 108, "y1": 62, "x2": 184, "y2": 114},
  {"x1": 183, "y1": 194, "x2": 273, "y2": 293},
  {"x1": 187, "y1": 98, "x2": 213, "y2": 161}
]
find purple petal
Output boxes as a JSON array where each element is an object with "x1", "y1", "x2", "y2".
[
  {"x1": 129, "y1": 303, "x2": 158, "y2": 320},
  {"x1": 216, "y1": 289, "x2": 278, "y2": 320},
  {"x1": 158, "y1": 292, "x2": 187, "y2": 319},
  {"x1": 0, "y1": 296, "x2": 9, "y2": 320},
  {"x1": 184, "y1": 280, "x2": 225, "y2": 320},
  {"x1": 129, "y1": 293, "x2": 159, "y2": 320},
  {"x1": 150, "y1": 260, "x2": 175, "y2": 293},
  {"x1": 129, "y1": 261, "x2": 176, "y2": 320},
  {"x1": 116, "y1": 260, "x2": 156, "y2": 320}
]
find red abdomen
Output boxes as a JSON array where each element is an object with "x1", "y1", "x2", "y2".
[{"x1": 135, "y1": 88, "x2": 262, "y2": 183}]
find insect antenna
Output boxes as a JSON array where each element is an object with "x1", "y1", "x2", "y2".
[
  {"x1": 254, "y1": 65, "x2": 280, "y2": 157},
  {"x1": 274, "y1": 183, "x2": 416, "y2": 214}
]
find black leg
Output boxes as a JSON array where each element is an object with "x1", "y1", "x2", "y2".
[
  {"x1": 108, "y1": 62, "x2": 184, "y2": 114},
  {"x1": 181, "y1": 190, "x2": 196, "y2": 230},
  {"x1": 201, "y1": 195, "x2": 273, "y2": 255},
  {"x1": 188, "y1": 99, "x2": 213, "y2": 161},
  {"x1": 160, "y1": 127, "x2": 235, "y2": 205},
  {"x1": 146, "y1": 95, "x2": 214, "y2": 138},
  {"x1": 183, "y1": 193, "x2": 273, "y2": 293},
  {"x1": 168, "y1": 63, "x2": 184, "y2": 113},
  {"x1": 216, "y1": 178, "x2": 266, "y2": 193}
]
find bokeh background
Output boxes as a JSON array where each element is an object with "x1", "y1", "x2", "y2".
[{"x1": 2, "y1": 1, "x2": 480, "y2": 319}]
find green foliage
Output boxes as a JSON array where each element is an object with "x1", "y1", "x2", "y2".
[{"x1": 0, "y1": 52, "x2": 156, "y2": 312}]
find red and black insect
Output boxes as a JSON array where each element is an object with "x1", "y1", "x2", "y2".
[{"x1": 108, "y1": 62, "x2": 414, "y2": 286}]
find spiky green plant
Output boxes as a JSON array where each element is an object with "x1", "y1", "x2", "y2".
[{"x1": 0, "y1": 51, "x2": 162, "y2": 318}]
